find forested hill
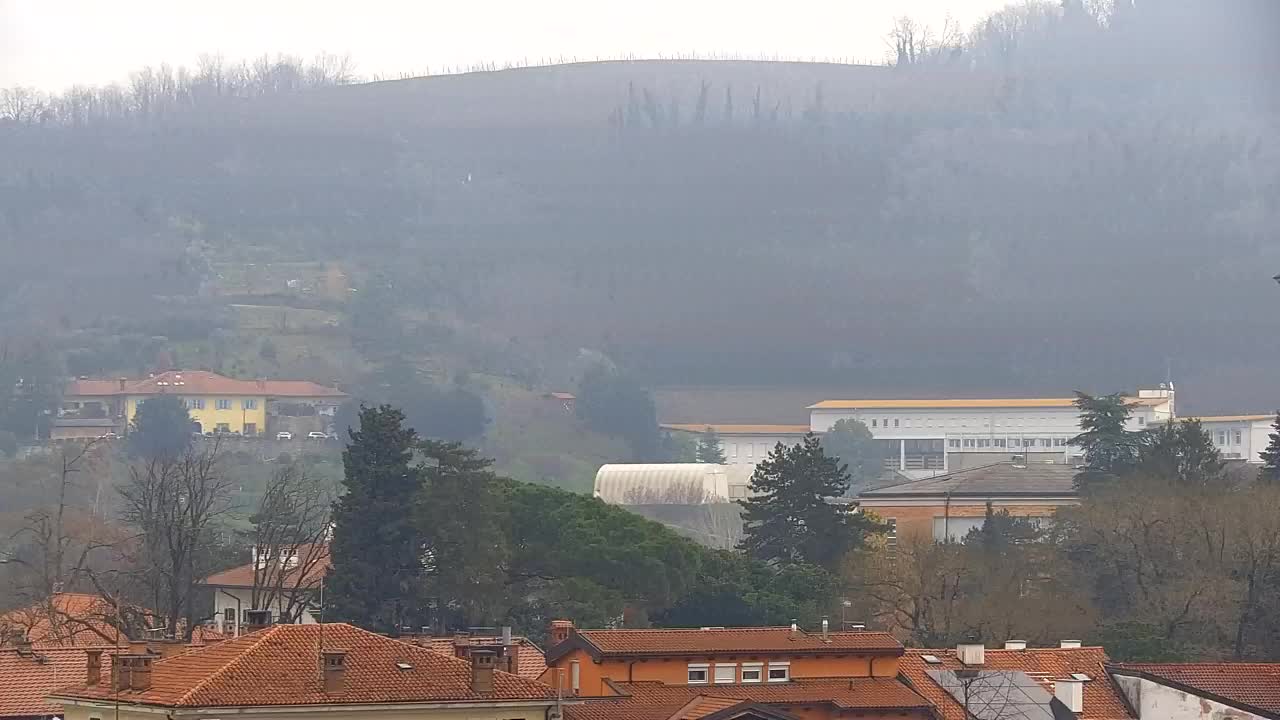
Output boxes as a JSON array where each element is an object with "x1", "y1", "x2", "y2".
[{"x1": 2, "y1": 0, "x2": 1279, "y2": 414}]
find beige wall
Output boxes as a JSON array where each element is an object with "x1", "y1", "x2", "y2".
[
  {"x1": 862, "y1": 500, "x2": 1074, "y2": 543},
  {"x1": 62, "y1": 701, "x2": 556, "y2": 720}
]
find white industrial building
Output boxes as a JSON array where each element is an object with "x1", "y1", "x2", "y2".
[
  {"x1": 1188, "y1": 414, "x2": 1274, "y2": 462},
  {"x1": 660, "y1": 424, "x2": 810, "y2": 466}
]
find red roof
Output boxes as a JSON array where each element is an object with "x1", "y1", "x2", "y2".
[
  {"x1": 66, "y1": 371, "x2": 344, "y2": 398},
  {"x1": 564, "y1": 679, "x2": 935, "y2": 720},
  {"x1": 0, "y1": 646, "x2": 116, "y2": 718},
  {"x1": 900, "y1": 647, "x2": 1133, "y2": 720},
  {"x1": 423, "y1": 637, "x2": 548, "y2": 680},
  {"x1": 0, "y1": 593, "x2": 225, "y2": 650},
  {"x1": 556, "y1": 627, "x2": 903, "y2": 661},
  {"x1": 202, "y1": 545, "x2": 331, "y2": 589},
  {"x1": 52, "y1": 623, "x2": 558, "y2": 709},
  {"x1": 1109, "y1": 663, "x2": 1280, "y2": 716}
]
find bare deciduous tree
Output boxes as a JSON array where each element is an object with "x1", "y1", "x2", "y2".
[
  {"x1": 247, "y1": 464, "x2": 332, "y2": 623},
  {"x1": 117, "y1": 443, "x2": 234, "y2": 640}
]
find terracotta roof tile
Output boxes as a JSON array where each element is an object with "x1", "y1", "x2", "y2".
[
  {"x1": 65, "y1": 371, "x2": 344, "y2": 399},
  {"x1": 202, "y1": 545, "x2": 331, "y2": 589},
  {"x1": 0, "y1": 646, "x2": 116, "y2": 718},
  {"x1": 900, "y1": 648, "x2": 1133, "y2": 720},
  {"x1": 1, "y1": 593, "x2": 224, "y2": 650},
  {"x1": 52, "y1": 623, "x2": 557, "y2": 708},
  {"x1": 1109, "y1": 662, "x2": 1280, "y2": 716},
  {"x1": 567, "y1": 627, "x2": 903, "y2": 659},
  {"x1": 564, "y1": 679, "x2": 934, "y2": 720}
]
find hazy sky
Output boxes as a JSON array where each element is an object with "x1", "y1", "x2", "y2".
[{"x1": 2, "y1": 0, "x2": 1013, "y2": 90}]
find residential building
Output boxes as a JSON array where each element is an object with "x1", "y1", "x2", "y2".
[
  {"x1": 406, "y1": 632, "x2": 548, "y2": 681},
  {"x1": 202, "y1": 544, "x2": 331, "y2": 636},
  {"x1": 544, "y1": 623, "x2": 935, "y2": 720},
  {"x1": 809, "y1": 387, "x2": 1175, "y2": 478},
  {"x1": 49, "y1": 623, "x2": 563, "y2": 720},
  {"x1": 857, "y1": 461, "x2": 1080, "y2": 543},
  {"x1": 899, "y1": 643, "x2": 1134, "y2": 720},
  {"x1": 659, "y1": 425, "x2": 811, "y2": 467},
  {"x1": 61, "y1": 370, "x2": 345, "y2": 437},
  {"x1": 1108, "y1": 663, "x2": 1280, "y2": 719},
  {"x1": 594, "y1": 464, "x2": 756, "y2": 504},
  {"x1": 1186, "y1": 415, "x2": 1275, "y2": 463},
  {"x1": 1, "y1": 645, "x2": 112, "y2": 720}
]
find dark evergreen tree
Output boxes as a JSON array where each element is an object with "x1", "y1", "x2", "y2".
[
  {"x1": 738, "y1": 433, "x2": 879, "y2": 570},
  {"x1": 820, "y1": 419, "x2": 889, "y2": 495},
  {"x1": 576, "y1": 366, "x2": 660, "y2": 460},
  {"x1": 127, "y1": 395, "x2": 194, "y2": 458},
  {"x1": 325, "y1": 405, "x2": 425, "y2": 632},
  {"x1": 1139, "y1": 419, "x2": 1225, "y2": 486},
  {"x1": 1070, "y1": 392, "x2": 1142, "y2": 488},
  {"x1": 695, "y1": 427, "x2": 727, "y2": 464},
  {"x1": 1259, "y1": 412, "x2": 1280, "y2": 484},
  {"x1": 418, "y1": 439, "x2": 510, "y2": 629}
]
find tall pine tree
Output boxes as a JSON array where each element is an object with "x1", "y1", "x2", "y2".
[
  {"x1": 738, "y1": 433, "x2": 879, "y2": 570},
  {"x1": 1260, "y1": 412, "x2": 1280, "y2": 484},
  {"x1": 695, "y1": 427, "x2": 727, "y2": 464},
  {"x1": 1139, "y1": 419, "x2": 1225, "y2": 486},
  {"x1": 1070, "y1": 392, "x2": 1142, "y2": 489},
  {"x1": 325, "y1": 405, "x2": 426, "y2": 632}
]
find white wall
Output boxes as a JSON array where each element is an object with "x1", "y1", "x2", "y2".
[
  {"x1": 1112, "y1": 673, "x2": 1264, "y2": 719},
  {"x1": 719, "y1": 434, "x2": 806, "y2": 465},
  {"x1": 1198, "y1": 419, "x2": 1271, "y2": 463},
  {"x1": 211, "y1": 587, "x2": 319, "y2": 636}
]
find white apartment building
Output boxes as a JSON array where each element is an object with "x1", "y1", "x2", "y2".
[
  {"x1": 1189, "y1": 414, "x2": 1274, "y2": 462},
  {"x1": 808, "y1": 387, "x2": 1175, "y2": 478}
]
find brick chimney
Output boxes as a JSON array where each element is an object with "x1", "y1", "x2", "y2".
[
  {"x1": 453, "y1": 631, "x2": 472, "y2": 658},
  {"x1": 86, "y1": 650, "x2": 102, "y2": 687},
  {"x1": 114, "y1": 654, "x2": 153, "y2": 691},
  {"x1": 322, "y1": 650, "x2": 347, "y2": 694},
  {"x1": 548, "y1": 619, "x2": 574, "y2": 646},
  {"x1": 471, "y1": 649, "x2": 497, "y2": 694}
]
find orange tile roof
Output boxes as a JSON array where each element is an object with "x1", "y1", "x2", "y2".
[
  {"x1": 564, "y1": 679, "x2": 935, "y2": 720},
  {"x1": 52, "y1": 623, "x2": 558, "y2": 709},
  {"x1": 423, "y1": 637, "x2": 548, "y2": 680},
  {"x1": 660, "y1": 425, "x2": 811, "y2": 436},
  {"x1": 65, "y1": 371, "x2": 345, "y2": 399},
  {"x1": 0, "y1": 646, "x2": 117, "y2": 718},
  {"x1": 556, "y1": 627, "x2": 902, "y2": 661},
  {"x1": 0, "y1": 593, "x2": 126, "y2": 648},
  {"x1": 1109, "y1": 663, "x2": 1280, "y2": 716},
  {"x1": 808, "y1": 396, "x2": 1163, "y2": 411},
  {"x1": 202, "y1": 545, "x2": 331, "y2": 589},
  {"x1": 900, "y1": 647, "x2": 1133, "y2": 720}
]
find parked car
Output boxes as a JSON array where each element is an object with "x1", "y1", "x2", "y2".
[
  {"x1": 307, "y1": 431, "x2": 328, "y2": 440},
  {"x1": 276, "y1": 431, "x2": 293, "y2": 440}
]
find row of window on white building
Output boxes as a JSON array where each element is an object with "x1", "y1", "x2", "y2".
[{"x1": 687, "y1": 661, "x2": 790, "y2": 685}]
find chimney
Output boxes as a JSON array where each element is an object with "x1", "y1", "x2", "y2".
[
  {"x1": 118, "y1": 377, "x2": 128, "y2": 391},
  {"x1": 114, "y1": 654, "x2": 152, "y2": 691},
  {"x1": 789, "y1": 619, "x2": 799, "y2": 638},
  {"x1": 471, "y1": 649, "x2": 497, "y2": 694},
  {"x1": 548, "y1": 619, "x2": 574, "y2": 646},
  {"x1": 1004, "y1": 640, "x2": 1027, "y2": 650},
  {"x1": 821, "y1": 617, "x2": 829, "y2": 641},
  {"x1": 129, "y1": 655, "x2": 153, "y2": 691},
  {"x1": 1054, "y1": 678, "x2": 1084, "y2": 713},
  {"x1": 956, "y1": 642, "x2": 985, "y2": 666},
  {"x1": 16, "y1": 638, "x2": 33, "y2": 657},
  {"x1": 322, "y1": 650, "x2": 347, "y2": 694},
  {"x1": 245, "y1": 609, "x2": 272, "y2": 633},
  {"x1": 453, "y1": 631, "x2": 472, "y2": 658},
  {"x1": 112, "y1": 655, "x2": 130, "y2": 692},
  {"x1": 86, "y1": 650, "x2": 102, "y2": 687},
  {"x1": 1060, "y1": 640, "x2": 1082, "y2": 649}
]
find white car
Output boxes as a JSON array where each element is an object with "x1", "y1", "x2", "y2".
[
  {"x1": 307, "y1": 431, "x2": 328, "y2": 440},
  {"x1": 276, "y1": 431, "x2": 293, "y2": 441}
]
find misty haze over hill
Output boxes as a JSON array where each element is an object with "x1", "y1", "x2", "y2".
[{"x1": 1, "y1": 0, "x2": 1278, "y2": 415}]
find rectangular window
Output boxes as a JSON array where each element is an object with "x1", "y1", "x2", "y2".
[
  {"x1": 1041, "y1": 438, "x2": 1053, "y2": 448},
  {"x1": 741, "y1": 664, "x2": 763, "y2": 683},
  {"x1": 1234, "y1": 430, "x2": 1243, "y2": 445},
  {"x1": 216, "y1": 423, "x2": 230, "y2": 433},
  {"x1": 216, "y1": 399, "x2": 232, "y2": 410},
  {"x1": 963, "y1": 439, "x2": 975, "y2": 448},
  {"x1": 893, "y1": 419, "x2": 900, "y2": 428},
  {"x1": 187, "y1": 398, "x2": 205, "y2": 410},
  {"x1": 994, "y1": 438, "x2": 1007, "y2": 448},
  {"x1": 729, "y1": 443, "x2": 738, "y2": 457},
  {"x1": 1138, "y1": 417, "x2": 1146, "y2": 426},
  {"x1": 243, "y1": 399, "x2": 257, "y2": 410},
  {"x1": 978, "y1": 439, "x2": 990, "y2": 448},
  {"x1": 871, "y1": 419, "x2": 877, "y2": 428},
  {"x1": 1217, "y1": 431, "x2": 1227, "y2": 445},
  {"x1": 714, "y1": 664, "x2": 736, "y2": 684},
  {"x1": 883, "y1": 419, "x2": 889, "y2": 428},
  {"x1": 746, "y1": 444, "x2": 753, "y2": 458},
  {"x1": 729, "y1": 485, "x2": 747, "y2": 499},
  {"x1": 767, "y1": 663, "x2": 790, "y2": 682},
  {"x1": 948, "y1": 439, "x2": 961, "y2": 449},
  {"x1": 688, "y1": 664, "x2": 709, "y2": 684}
]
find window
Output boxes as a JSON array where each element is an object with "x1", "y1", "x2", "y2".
[
  {"x1": 1053, "y1": 438, "x2": 1068, "y2": 447},
  {"x1": 729, "y1": 443, "x2": 738, "y2": 457},
  {"x1": 883, "y1": 419, "x2": 889, "y2": 428},
  {"x1": 746, "y1": 444, "x2": 753, "y2": 458},
  {"x1": 188, "y1": 398, "x2": 205, "y2": 410},
  {"x1": 948, "y1": 439, "x2": 961, "y2": 449},
  {"x1": 714, "y1": 664, "x2": 736, "y2": 684},
  {"x1": 741, "y1": 664, "x2": 763, "y2": 683},
  {"x1": 216, "y1": 398, "x2": 232, "y2": 410},
  {"x1": 223, "y1": 607, "x2": 235, "y2": 630},
  {"x1": 729, "y1": 485, "x2": 748, "y2": 499},
  {"x1": 688, "y1": 664, "x2": 709, "y2": 684},
  {"x1": 1040, "y1": 438, "x2": 1053, "y2": 448},
  {"x1": 884, "y1": 518, "x2": 898, "y2": 549},
  {"x1": 963, "y1": 439, "x2": 976, "y2": 448},
  {"x1": 994, "y1": 438, "x2": 1007, "y2": 448},
  {"x1": 243, "y1": 399, "x2": 257, "y2": 410},
  {"x1": 216, "y1": 423, "x2": 230, "y2": 433},
  {"x1": 1217, "y1": 431, "x2": 1227, "y2": 445},
  {"x1": 1234, "y1": 430, "x2": 1243, "y2": 445},
  {"x1": 978, "y1": 439, "x2": 990, "y2": 448},
  {"x1": 767, "y1": 662, "x2": 790, "y2": 682},
  {"x1": 893, "y1": 419, "x2": 899, "y2": 428},
  {"x1": 871, "y1": 419, "x2": 877, "y2": 428},
  {"x1": 1138, "y1": 417, "x2": 1146, "y2": 426}
]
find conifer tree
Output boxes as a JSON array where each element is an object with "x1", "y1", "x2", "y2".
[
  {"x1": 1259, "y1": 412, "x2": 1280, "y2": 484},
  {"x1": 1139, "y1": 419, "x2": 1224, "y2": 486},
  {"x1": 1070, "y1": 392, "x2": 1142, "y2": 489},
  {"x1": 325, "y1": 405, "x2": 425, "y2": 632},
  {"x1": 695, "y1": 427, "x2": 727, "y2": 464},
  {"x1": 738, "y1": 433, "x2": 878, "y2": 570}
]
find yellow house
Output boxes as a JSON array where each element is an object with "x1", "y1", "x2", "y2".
[{"x1": 62, "y1": 370, "x2": 345, "y2": 437}]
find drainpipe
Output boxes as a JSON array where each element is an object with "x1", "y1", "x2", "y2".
[{"x1": 943, "y1": 492, "x2": 952, "y2": 542}]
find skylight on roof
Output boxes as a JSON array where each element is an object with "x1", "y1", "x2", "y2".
[
  {"x1": 922, "y1": 654, "x2": 942, "y2": 664},
  {"x1": 396, "y1": 662, "x2": 414, "y2": 670},
  {"x1": 1071, "y1": 673, "x2": 1091, "y2": 681}
]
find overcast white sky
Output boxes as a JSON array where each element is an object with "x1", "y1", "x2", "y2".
[{"x1": 1, "y1": 0, "x2": 1013, "y2": 91}]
